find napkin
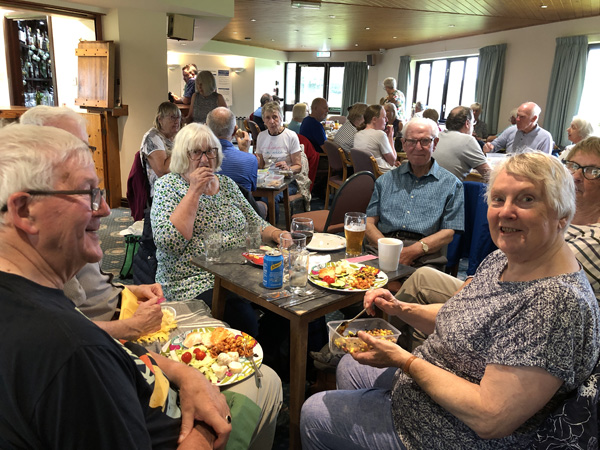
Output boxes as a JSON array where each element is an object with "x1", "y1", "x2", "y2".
[
  {"x1": 345, "y1": 255, "x2": 378, "y2": 263},
  {"x1": 309, "y1": 254, "x2": 331, "y2": 269},
  {"x1": 118, "y1": 287, "x2": 178, "y2": 344}
]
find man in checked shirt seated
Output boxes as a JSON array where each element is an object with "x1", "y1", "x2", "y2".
[{"x1": 365, "y1": 117, "x2": 465, "y2": 270}]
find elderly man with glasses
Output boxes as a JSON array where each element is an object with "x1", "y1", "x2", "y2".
[{"x1": 365, "y1": 117, "x2": 464, "y2": 270}]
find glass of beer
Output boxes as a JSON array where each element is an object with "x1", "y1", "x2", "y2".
[{"x1": 344, "y1": 212, "x2": 367, "y2": 257}]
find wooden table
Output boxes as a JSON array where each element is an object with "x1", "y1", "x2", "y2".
[
  {"x1": 253, "y1": 178, "x2": 293, "y2": 229},
  {"x1": 192, "y1": 249, "x2": 414, "y2": 450}
]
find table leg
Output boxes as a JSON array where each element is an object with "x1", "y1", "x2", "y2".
[
  {"x1": 283, "y1": 187, "x2": 291, "y2": 231},
  {"x1": 267, "y1": 191, "x2": 276, "y2": 226},
  {"x1": 288, "y1": 317, "x2": 309, "y2": 450},
  {"x1": 211, "y1": 277, "x2": 227, "y2": 320}
]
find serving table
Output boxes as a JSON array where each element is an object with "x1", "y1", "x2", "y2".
[{"x1": 192, "y1": 248, "x2": 414, "y2": 449}]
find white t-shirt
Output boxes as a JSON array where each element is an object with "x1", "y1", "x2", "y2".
[
  {"x1": 353, "y1": 128, "x2": 394, "y2": 172},
  {"x1": 256, "y1": 127, "x2": 301, "y2": 167}
]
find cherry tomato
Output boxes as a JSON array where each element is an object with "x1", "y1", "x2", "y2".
[
  {"x1": 181, "y1": 352, "x2": 192, "y2": 364},
  {"x1": 323, "y1": 276, "x2": 336, "y2": 284},
  {"x1": 195, "y1": 350, "x2": 206, "y2": 361}
]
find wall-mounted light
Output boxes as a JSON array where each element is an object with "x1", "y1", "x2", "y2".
[
  {"x1": 231, "y1": 67, "x2": 246, "y2": 74},
  {"x1": 291, "y1": 0, "x2": 321, "y2": 9}
]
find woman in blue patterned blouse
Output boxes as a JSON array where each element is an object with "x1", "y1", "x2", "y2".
[{"x1": 301, "y1": 151, "x2": 600, "y2": 449}]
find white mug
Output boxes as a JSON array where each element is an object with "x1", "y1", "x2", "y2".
[{"x1": 378, "y1": 238, "x2": 403, "y2": 271}]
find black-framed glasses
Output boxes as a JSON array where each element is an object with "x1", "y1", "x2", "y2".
[
  {"x1": 189, "y1": 148, "x2": 218, "y2": 161},
  {"x1": 563, "y1": 160, "x2": 600, "y2": 180},
  {"x1": 403, "y1": 137, "x2": 434, "y2": 148},
  {"x1": 28, "y1": 188, "x2": 105, "y2": 211}
]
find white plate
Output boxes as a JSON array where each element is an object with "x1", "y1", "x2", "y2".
[
  {"x1": 307, "y1": 233, "x2": 346, "y2": 251},
  {"x1": 308, "y1": 261, "x2": 388, "y2": 292},
  {"x1": 162, "y1": 327, "x2": 263, "y2": 386}
]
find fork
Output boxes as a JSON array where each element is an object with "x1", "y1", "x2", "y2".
[{"x1": 246, "y1": 337, "x2": 262, "y2": 388}]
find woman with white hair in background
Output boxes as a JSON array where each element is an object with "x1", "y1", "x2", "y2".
[
  {"x1": 559, "y1": 116, "x2": 595, "y2": 159},
  {"x1": 379, "y1": 77, "x2": 406, "y2": 122},
  {"x1": 185, "y1": 70, "x2": 227, "y2": 124},
  {"x1": 151, "y1": 123, "x2": 283, "y2": 336}
]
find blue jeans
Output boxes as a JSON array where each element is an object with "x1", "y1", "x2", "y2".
[{"x1": 300, "y1": 355, "x2": 406, "y2": 449}]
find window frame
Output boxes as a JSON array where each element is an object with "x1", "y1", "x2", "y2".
[
  {"x1": 283, "y1": 62, "x2": 345, "y2": 118},
  {"x1": 413, "y1": 55, "x2": 478, "y2": 122}
]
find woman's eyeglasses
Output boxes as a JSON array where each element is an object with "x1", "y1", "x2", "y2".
[
  {"x1": 563, "y1": 160, "x2": 600, "y2": 180},
  {"x1": 189, "y1": 148, "x2": 218, "y2": 161}
]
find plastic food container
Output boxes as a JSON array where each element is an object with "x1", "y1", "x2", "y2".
[
  {"x1": 161, "y1": 306, "x2": 177, "y2": 319},
  {"x1": 264, "y1": 174, "x2": 284, "y2": 188},
  {"x1": 327, "y1": 318, "x2": 401, "y2": 355},
  {"x1": 257, "y1": 171, "x2": 268, "y2": 186}
]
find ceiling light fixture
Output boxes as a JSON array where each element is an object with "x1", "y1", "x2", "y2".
[
  {"x1": 291, "y1": 0, "x2": 321, "y2": 9},
  {"x1": 230, "y1": 67, "x2": 245, "y2": 74},
  {"x1": 540, "y1": 2, "x2": 548, "y2": 8}
]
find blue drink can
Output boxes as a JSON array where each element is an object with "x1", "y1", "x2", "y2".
[{"x1": 263, "y1": 250, "x2": 284, "y2": 289}]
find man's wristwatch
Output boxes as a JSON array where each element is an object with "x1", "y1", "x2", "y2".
[{"x1": 419, "y1": 240, "x2": 429, "y2": 255}]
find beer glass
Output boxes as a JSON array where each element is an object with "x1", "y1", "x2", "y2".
[{"x1": 344, "y1": 212, "x2": 366, "y2": 257}]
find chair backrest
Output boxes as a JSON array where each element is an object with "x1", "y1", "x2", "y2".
[
  {"x1": 324, "y1": 171, "x2": 376, "y2": 232},
  {"x1": 350, "y1": 148, "x2": 383, "y2": 178},
  {"x1": 327, "y1": 115, "x2": 347, "y2": 124},
  {"x1": 245, "y1": 119, "x2": 260, "y2": 148},
  {"x1": 322, "y1": 140, "x2": 344, "y2": 172}
]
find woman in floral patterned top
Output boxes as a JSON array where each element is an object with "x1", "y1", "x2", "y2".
[
  {"x1": 301, "y1": 152, "x2": 600, "y2": 449},
  {"x1": 379, "y1": 77, "x2": 406, "y2": 122},
  {"x1": 151, "y1": 123, "x2": 284, "y2": 335}
]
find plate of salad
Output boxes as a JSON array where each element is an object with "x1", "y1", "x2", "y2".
[
  {"x1": 162, "y1": 327, "x2": 263, "y2": 386},
  {"x1": 308, "y1": 260, "x2": 388, "y2": 292}
]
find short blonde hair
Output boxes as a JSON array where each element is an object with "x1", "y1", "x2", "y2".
[
  {"x1": 169, "y1": 123, "x2": 223, "y2": 174},
  {"x1": 486, "y1": 151, "x2": 576, "y2": 227},
  {"x1": 292, "y1": 103, "x2": 308, "y2": 122},
  {"x1": 262, "y1": 101, "x2": 283, "y2": 120},
  {"x1": 153, "y1": 102, "x2": 181, "y2": 131}
]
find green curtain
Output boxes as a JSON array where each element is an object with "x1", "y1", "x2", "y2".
[
  {"x1": 341, "y1": 62, "x2": 368, "y2": 115},
  {"x1": 397, "y1": 55, "x2": 411, "y2": 119},
  {"x1": 475, "y1": 43, "x2": 507, "y2": 135},
  {"x1": 544, "y1": 35, "x2": 588, "y2": 147}
]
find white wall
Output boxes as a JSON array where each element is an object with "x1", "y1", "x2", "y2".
[
  {"x1": 374, "y1": 15, "x2": 600, "y2": 132},
  {"x1": 51, "y1": 16, "x2": 96, "y2": 107},
  {"x1": 254, "y1": 58, "x2": 284, "y2": 108},
  {"x1": 103, "y1": 8, "x2": 168, "y2": 197}
]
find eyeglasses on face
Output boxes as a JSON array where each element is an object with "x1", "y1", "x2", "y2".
[
  {"x1": 1, "y1": 188, "x2": 106, "y2": 212},
  {"x1": 189, "y1": 148, "x2": 218, "y2": 161},
  {"x1": 165, "y1": 115, "x2": 181, "y2": 121},
  {"x1": 563, "y1": 160, "x2": 600, "y2": 180},
  {"x1": 403, "y1": 137, "x2": 434, "y2": 148}
]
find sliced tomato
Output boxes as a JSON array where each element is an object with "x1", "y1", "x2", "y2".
[{"x1": 323, "y1": 275, "x2": 336, "y2": 284}]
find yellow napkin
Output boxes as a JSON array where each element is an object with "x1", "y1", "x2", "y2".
[{"x1": 118, "y1": 287, "x2": 177, "y2": 344}]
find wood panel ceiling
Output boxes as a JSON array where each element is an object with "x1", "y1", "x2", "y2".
[{"x1": 211, "y1": 0, "x2": 600, "y2": 52}]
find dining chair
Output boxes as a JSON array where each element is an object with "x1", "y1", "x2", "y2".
[
  {"x1": 445, "y1": 181, "x2": 496, "y2": 277},
  {"x1": 326, "y1": 115, "x2": 347, "y2": 124},
  {"x1": 291, "y1": 171, "x2": 376, "y2": 234},
  {"x1": 243, "y1": 119, "x2": 260, "y2": 149},
  {"x1": 322, "y1": 141, "x2": 350, "y2": 209},
  {"x1": 298, "y1": 134, "x2": 320, "y2": 191},
  {"x1": 350, "y1": 148, "x2": 383, "y2": 179}
]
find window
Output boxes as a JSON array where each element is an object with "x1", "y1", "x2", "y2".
[
  {"x1": 283, "y1": 63, "x2": 344, "y2": 122},
  {"x1": 413, "y1": 56, "x2": 478, "y2": 121},
  {"x1": 577, "y1": 44, "x2": 600, "y2": 134}
]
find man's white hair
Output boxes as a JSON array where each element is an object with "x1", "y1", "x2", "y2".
[
  {"x1": 20, "y1": 105, "x2": 87, "y2": 133},
  {"x1": 404, "y1": 117, "x2": 439, "y2": 139},
  {"x1": 0, "y1": 124, "x2": 91, "y2": 225}
]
